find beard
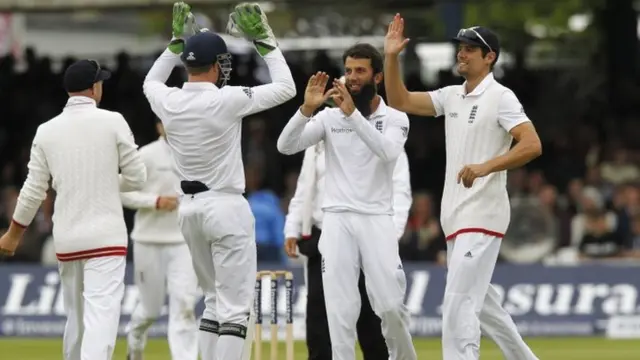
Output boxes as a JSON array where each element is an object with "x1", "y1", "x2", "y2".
[{"x1": 348, "y1": 80, "x2": 377, "y2": 118}]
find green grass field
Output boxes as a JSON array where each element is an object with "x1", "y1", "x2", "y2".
[{"x1": 1, "y1": 337, "x2": 639, "y2": 359}]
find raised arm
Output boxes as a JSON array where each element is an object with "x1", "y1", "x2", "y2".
[
  {"x1": 278, "y1": 72, "x2": 335, "y2": 155},
  {"x1": 223, "y1": 3, "x2": 295, "y2": 117},
  {"x1": 114, "y1": 115, "x2": 147, "y2": 192},
  {"x1": 143, "y1": 50, "x2": 182, "y2": 114},
  {"x1": 143, "y1": 3, "x2": 193, "y2": 113},
  {"x1": 392, "y1": 151, "x2": 412, "y2": 240},
  {"x1": 277, "y1": 109, "x2": 325, "y2": 155},
  {"x1": 234, "y1": 49, "x2": 296, "y2": 117},
  {"x1": 383, "y1": 14, "x2": 439, "y2": 117}
]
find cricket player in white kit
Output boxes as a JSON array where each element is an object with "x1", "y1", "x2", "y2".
[
  {"x1": 383, "y1": 15, "x2": 542, "y2": 360},
  {"x1": 283, "y1": 137, "x2": 412, "y2": 360},
  {"x1": 142, "y1": 3, "x2": 295, "y2": 359},
  {"x1": 122, "y1": 119, "x2": 199, "y2": 360},
  {"x1": 0, "y1": 59, "x2": 146, "y2": 360},
  {"x1": 277, "y1": 43, "x2": 417, "y2": 360}
]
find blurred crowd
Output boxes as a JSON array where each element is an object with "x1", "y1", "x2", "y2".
[{"x1": 1, "y1": 45, "x2": 639, "y2": 267}]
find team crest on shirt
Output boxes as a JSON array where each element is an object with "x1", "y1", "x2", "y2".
[
  {"x1": 375, "y1": 120, "x2": 383, "y2": 133},
  {"x1": 468, "y1": 105, "x2": 478, "y2": 124}
]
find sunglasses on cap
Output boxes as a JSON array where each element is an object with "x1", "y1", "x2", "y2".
[
  {"x1": 456, "y1": 27, "x2": 493, "y2": 53},
  {"x1": 88, "y1": 59, "x2": 102, "y2": 83}
]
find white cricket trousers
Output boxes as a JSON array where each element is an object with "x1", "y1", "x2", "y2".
[
  {"x1": 126, "y1": 242, "x2": 199, "y2": 360},
  {"x1": 318, "y1": 211, "x2": 417, "y2": 360},
  {"x1": 178, "y1": 191, "x2": 257, "y2": 360},
  {"x1": 442, "y1": 232, "x2": 538, "y2": 360},
  {"x1": 58, "y1": 255, "x2": 126, "y2": 360}
]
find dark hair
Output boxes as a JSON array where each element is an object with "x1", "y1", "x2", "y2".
[
  {"x1": 342, "y1": 43, "x2": 383, "y2": 75},
  {"x1": 480, "y1": 47, "x2": 499, "y2": 71},
  {"x1": 186, "y1": 64, "x2": 213, "y2": 76}
]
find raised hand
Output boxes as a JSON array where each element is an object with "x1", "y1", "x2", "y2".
[
  {"x1": 168, "y1": 1, "x2": 193, "y2": 54},
  {"x1": 301, "y1": 72, "x2": 335, "y2": 116},
  {"x1": 227, "y1": 2, "x2": 277, "y2": 56},
  {"x1": 384, "y1": 13, "x2": 410, "y2": 56},
  {"x1": 331, "y1": 79, "x2": 356, "y2": 117}
]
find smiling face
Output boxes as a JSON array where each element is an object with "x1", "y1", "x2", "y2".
[
  {"x1": 456, "y1": 43, "x2": 496, "y2": 78},
  {"x1": 343, "y1": 56, "x2": 382, "y2": 117}
]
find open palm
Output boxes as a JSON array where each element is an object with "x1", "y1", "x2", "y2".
[
  {"x1": 303, "y1": 72, "x2": 332, "y2": 110},
  {"x1": 384, "y1": 13, "x2": 410, "y2": 56}
]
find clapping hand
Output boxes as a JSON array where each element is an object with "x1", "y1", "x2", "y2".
[
  {"x1": 384, "y1": 13, "x2": 410, "y2": 56},
  {"x1": 226, "y1": 2, "x2": 277, "y2": 56},
  {"x1": 330, "y1": 79, "x2": 356, "y2": 117},
  {"x1": 300, "y1": 72, "x2": 338, "y2": 117}
]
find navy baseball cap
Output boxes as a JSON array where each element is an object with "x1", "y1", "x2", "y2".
[
  {"x1": 453, "y1": 26, "x2": 500, "y2": 56},
  {"x1": 181, "y1": 31, "x2": 229, "y2": 67},
  {"x1": 63, "y1": 59, "x2": 111, "y2": 93}
]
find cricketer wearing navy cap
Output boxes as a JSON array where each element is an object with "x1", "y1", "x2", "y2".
[
  {"x1": 143, "y1": 2, "x2": 295, "y2": 359},
  {"x1": 453, "y1": 26, "x2": 501, "y2": 71},
  {"x1": 63, "y1": 59, "x2": 111, "y2": 104},
  {"x1": 180, "y1": 31, "x2": 232, "y2": 87}
]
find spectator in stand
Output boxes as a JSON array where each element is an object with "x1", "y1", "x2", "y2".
[
  {"x1": 600, "y1": 147, "x2": 640, "y2": 186},
  {"x1": 572, "y1": 187, "x2": 623, "y2": 260},
  {"x1": 245, "y1": 164, "x2": 286, "y2": 263},
  {"x1": 399, "y1": 192, "x2": 446, "y2": 264}
]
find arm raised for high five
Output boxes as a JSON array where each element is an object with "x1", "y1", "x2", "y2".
[
  {"x1": 277, "y1": 72, "x2": 336, "y2": 155},
  {"x1": 384, "y1": 13, "x2": 438, "y2": 117}
]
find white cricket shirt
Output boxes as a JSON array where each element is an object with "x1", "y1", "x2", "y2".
[
  {"x1": 121, "y1": 137, "x2": 184, "y2": 244},
  {"x1": 12, "y1": 96, "x2": 147, "y2": 261},
  {"x1": 428, "y1": 73, "x2": 530, "y2": 240},
  {"x1": 277, "y1": 98, "x2": 410, "y2": 216},
  {"x1": 143, "y1": 49, "x2": 296, "y2": 193},
  {"x1": 284, "y1": 143, "x2": 412, "y2": 240}
]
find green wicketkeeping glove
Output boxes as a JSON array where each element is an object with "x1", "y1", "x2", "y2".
[
  {"x1": 168, "y1": 2, "x2": 196, "y2": 55},
  {"x1": 226, "y1": 2, "x2": 277, "y2": 56}
]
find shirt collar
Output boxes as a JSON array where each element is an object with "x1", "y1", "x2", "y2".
[
  {"x1": 182, "y1": 82, "x2": 219, "y2": 91},
  {"x1": 458, "y1": 72, "x2": 495, "y2": 97},
  {"x1": 367, "y1": 96, "x2": 388, "y2": 119},
  {"x1": 65, "y1": 96, "x2": 96, "y2": 108}
]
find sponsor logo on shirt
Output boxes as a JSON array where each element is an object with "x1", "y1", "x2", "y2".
[
  {"x1": 242, "y1": 88, "x2": 253, "y2": 99},
  {"x1": 330, "y1": 127, "x2": 353, "y2": 134},
  {"x1": 448, "y1": 112, "x2": 458, "y2": 118},
  {"x1": 401, "y1": 126, "x2": 409, "y2": 138}
]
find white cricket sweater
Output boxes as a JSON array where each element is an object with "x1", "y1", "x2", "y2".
[
  {"x1": 428, "y1": 73, "x2": 530, "y2": 240},
  {"x1": 121, "y1": 137, "x2": 184, "y2": 244},
  {"x1": 12, "y1": 96, "x2": 147, "y2": 261},
  {"x1": 277, "y1": 98, "x2": 410, "y2": 216}
]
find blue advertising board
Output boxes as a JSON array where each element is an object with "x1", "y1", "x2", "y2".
[{"x1": 2, "y1": 262, "x2": 640, "y2": 338}]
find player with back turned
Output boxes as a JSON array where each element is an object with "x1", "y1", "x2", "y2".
[
  {"x1": 383, "y1": 14, "x2": 541, "y2": 360},
  {"x1": 142, "y1": 2, "x2": 296, "y2": 360},
  {"x1": 277, "y1": 44, "x2": 417, "y2": 360},
  {"x1": 0, "y1": 59, "x2": 146, "y2": 360}
]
